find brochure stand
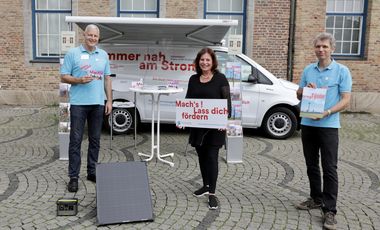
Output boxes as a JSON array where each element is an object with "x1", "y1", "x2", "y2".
[
  {"x1": 225, "y1": 62, "x2": 243, "y2": 163},
  {"x1": 58, "y1": 83, "x2": 71, "y2": 160},
  {"x1": 58, "y1": 31, "x2": 74, "y2": 160}
]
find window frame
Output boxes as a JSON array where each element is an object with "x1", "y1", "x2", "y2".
[
  {"x1": 326, "y1": 0, "x2": 368, "y2": 59},
  {"x1": 204, "y1": 0, "x2": 247, "y2": 54},
  {"x1": 117, "y1": 0, "x2": 160, "y2": 18},
  {"x1": 31, "y1": 0, "x2": 72, "y2": 61}
]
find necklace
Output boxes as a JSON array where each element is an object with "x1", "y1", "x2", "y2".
[
  {"x1": 200, "y1": 73, "x2": 213, "y2": 83},
  {"x1": 201, "y1": 73, "x2": 212, "y2": 79}
]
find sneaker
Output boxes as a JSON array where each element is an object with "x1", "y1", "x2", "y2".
[
  {"x1": 193, "y1": 187, "x2": 209, "y2": 197},
  {"x1": 323, "y1": 212, "x2": 337, "y2": 230},
  {"x1": 68, "y1": 178, "x2": 78, "y2": 192},
  {"x1": 295, "y1": 198, "x2": 322, "y2": 210},
  {"x1": 208, "y1": 195, "x2": 218, "y2": 210},
  {"x1": 87, "y1": 174, "x2": 96, "y2": 183}
]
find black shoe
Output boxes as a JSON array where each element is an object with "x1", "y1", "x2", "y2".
[
  {"x1": 193, "y1": 186, "x2": 209, "y2": 197},
  {"x1": 87, "y1": 174, "x2": 96, "y2": 183},
  {"x1": 208, "y1": 195, "x2": 218, "y2": 210},
  {"x1": 68, "y1": 178, "x2": 78, "y2": 192}
]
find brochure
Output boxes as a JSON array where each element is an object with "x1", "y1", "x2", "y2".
[{"x1": 300, "y1": 87, "x2": 327, "y2": 119}]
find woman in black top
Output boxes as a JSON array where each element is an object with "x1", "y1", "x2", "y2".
[{"x1": 186, "y1": 48, "x2": 231, "y2": 210}]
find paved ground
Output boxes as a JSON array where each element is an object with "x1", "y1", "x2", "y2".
[{"x1": 0, "y1": 106, "x2": 379, "y2": 230}]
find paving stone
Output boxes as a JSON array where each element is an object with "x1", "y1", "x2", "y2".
[{"x1": 0, "y1": 106, "x2": 379, "y2": 229}]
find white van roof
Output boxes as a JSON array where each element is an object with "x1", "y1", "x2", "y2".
[{"x1": 65, "y1": 16, "x2": 238, "y2": 46}]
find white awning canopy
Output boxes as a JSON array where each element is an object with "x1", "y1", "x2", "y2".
[{"x1": 65, "y1": 16, "x2": 238, "y2": 46}]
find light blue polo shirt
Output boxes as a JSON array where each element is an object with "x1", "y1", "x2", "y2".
[
  {"x1": 299, "y1": 60, "x2": 352, "y2": 128},
  {"x1": 60, "y1": 45, "x2": 111, "y2": 105}
]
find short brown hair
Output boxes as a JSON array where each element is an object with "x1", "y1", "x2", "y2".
[{"x1": 193, "y1": 48, "x2": 218, "y2": 75}]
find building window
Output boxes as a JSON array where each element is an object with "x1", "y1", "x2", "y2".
[
  {"x1": 326, "y1": 0, "x2": 367, "y2": 57},
  {"x1": 204, "y1": 0, "x2": 246, "y2": 52},
  {"x1": 118, "y1": 0, "x2": 159, "y2": 18},
  {"x1": 32, "y1": 0, "x2": 72, "y2": 59}
]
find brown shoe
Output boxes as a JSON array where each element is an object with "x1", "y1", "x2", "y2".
[
  {"x1": 295, "y1": 198, "x2": 322, "y2": 210},
  {"x1": 323, "y1": 212, "x2": 337, "y2": 230}
]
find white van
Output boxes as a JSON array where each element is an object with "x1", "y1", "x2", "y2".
[{"x1": 66, "y1": 16, "x2": 300, "y2": 139}]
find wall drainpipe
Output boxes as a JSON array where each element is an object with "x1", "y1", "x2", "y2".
[{"x1": 287, "y1": 0, "x2": 296, "y2": 82}]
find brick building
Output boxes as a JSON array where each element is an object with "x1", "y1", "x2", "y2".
[{"x1": 0, "y1": 0, "x2": 378, "y2": 114}]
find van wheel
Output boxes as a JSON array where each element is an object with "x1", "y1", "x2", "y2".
[
  {"x1": 262, "y1": 107, "x2": 297, "y2": 139},
  {"x1": 105, "y1": 108, "x2": 134, "y2": 135}
]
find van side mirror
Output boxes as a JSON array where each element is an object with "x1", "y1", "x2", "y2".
[{"x1": 248, "y1": 74, "x2": 258, "y2": 84}]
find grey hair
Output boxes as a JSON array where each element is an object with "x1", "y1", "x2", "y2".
[
  {"x1": 313, "y1": 32, "x2": 336, "y2": 48},
  {"x1": 84, "y1": 24, "x2": 100, "y2": 34}
]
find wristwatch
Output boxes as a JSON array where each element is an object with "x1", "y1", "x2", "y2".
[{"x1": 327, "y1": 109, "x2": 332, "y2": 116}]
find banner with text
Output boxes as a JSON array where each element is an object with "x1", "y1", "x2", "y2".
[{"x1": 176, "y1": 99, "x2": 228, "y2": 129}]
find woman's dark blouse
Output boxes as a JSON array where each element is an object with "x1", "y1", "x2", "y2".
[{"x1": 186, "y1": 71, "x2": 231, "y2": 147}]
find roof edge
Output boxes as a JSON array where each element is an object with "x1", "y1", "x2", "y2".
[{"x1": 66, "y1": 16, "x2": 238, "y2": 26}]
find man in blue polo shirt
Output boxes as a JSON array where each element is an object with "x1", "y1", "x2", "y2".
[
  {"x1": 60, "y1": 24, "x2": 112, "y2": 193},
  {"x1": 295, "y1": 32, "x2": 352, "y2": 230}
]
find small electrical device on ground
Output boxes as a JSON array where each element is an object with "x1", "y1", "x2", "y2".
[{"x1": 56, "y1": 198, "x2": 78, "y2": 216}]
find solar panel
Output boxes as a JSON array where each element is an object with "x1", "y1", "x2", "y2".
[{"x1": 96, "y1": 162, "x2": 154, "y2": 225}]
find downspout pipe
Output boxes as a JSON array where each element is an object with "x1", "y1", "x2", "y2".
[{"x1": 287, "y1": 0, "x2": 296, "y2": 82}]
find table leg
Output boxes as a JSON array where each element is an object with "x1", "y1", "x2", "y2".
[
  {"x1": 155, "y1": 93, "x2": 174, "y2": 167},
  {"x1": 138, "y1": 93, "x2": 155, "y2": 161},
  {"x1": 134, "y1": 92, "x2": 137, "y2": 149},
  {"x1": 110, "y1": 105, "x2": 112, "y2": 150}
]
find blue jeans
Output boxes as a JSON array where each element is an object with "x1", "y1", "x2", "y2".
[
  {"x1": 301, "y1": 125, "x2": 339, "y2": 214},
  {"x1": 68, "y1": 105, "x2": 104, "y2": 178}
]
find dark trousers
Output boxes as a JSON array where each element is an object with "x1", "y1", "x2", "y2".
[
  {"x1": 301, "y1": 125, "x2": 339, "y2": 214},
  {"x1": 195, "y1": 145, "x2": 220, "y2": 194},
  {"x1": 68, "y1": 105, "x2": 104, "y2": 178}
]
